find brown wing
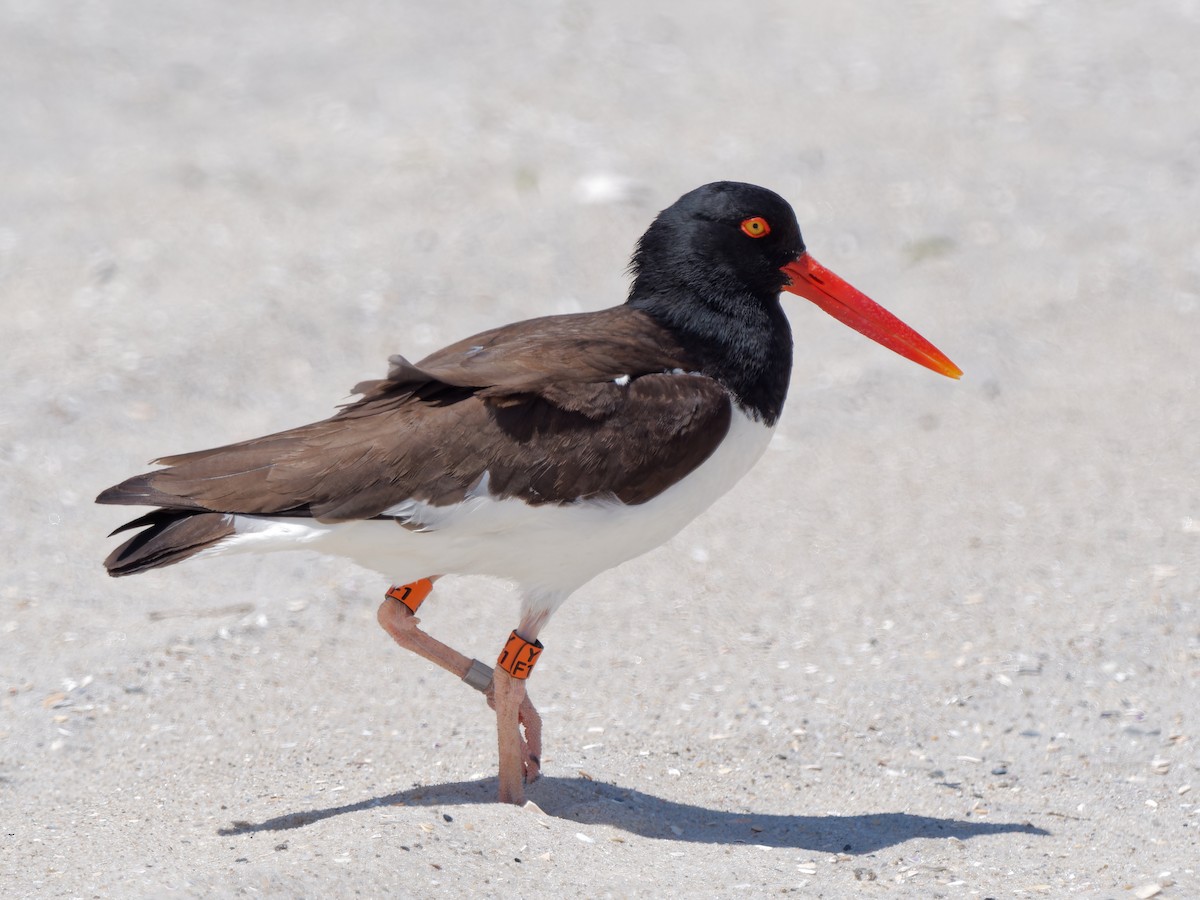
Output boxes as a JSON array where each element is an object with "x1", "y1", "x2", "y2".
[
  {"x1": 348, "y1": 306, "x2": 695, "y2": 417},
  {"x1": 97, "y1": 308, "x2": 733, "y2": 522}
]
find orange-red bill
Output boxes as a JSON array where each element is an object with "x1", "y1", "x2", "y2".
[{"x1": 781, "y1": 252, "x2": 962, "y2": 380}]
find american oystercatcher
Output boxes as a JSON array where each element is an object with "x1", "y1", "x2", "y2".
[{"x1": 98, "y1": 182, "x2": 961, "y2": 805}]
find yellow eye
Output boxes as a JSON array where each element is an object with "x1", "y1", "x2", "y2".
[{"x1": 740, "y1": 216, "x2": 770, "y2": 238}]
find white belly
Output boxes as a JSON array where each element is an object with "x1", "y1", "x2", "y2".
[{"x1": 212, "y1": 407, "x2": 773, "y2": 610}]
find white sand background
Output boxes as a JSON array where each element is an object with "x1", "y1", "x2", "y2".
[{"x1": 2, "y1": 1, "x2": 1198, "y2": 896}]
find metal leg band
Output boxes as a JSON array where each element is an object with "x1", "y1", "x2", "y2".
[{"x1": 463, "y1": 659, "x2": 494, "y2": 694}]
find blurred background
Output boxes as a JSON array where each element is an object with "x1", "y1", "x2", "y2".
[{"x1": 1, "y1": 1, "x2": 1197, "y2": 894}]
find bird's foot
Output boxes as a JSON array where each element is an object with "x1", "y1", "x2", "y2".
[{"x1": 519, "y1": 692, "x2": 543, "y2": 783}]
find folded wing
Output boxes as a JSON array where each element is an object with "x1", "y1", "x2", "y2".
[{"x1": 97, "y1": 307, "x2": 733, "y2": 524}]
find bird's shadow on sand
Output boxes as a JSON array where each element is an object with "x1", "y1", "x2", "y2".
[{"x1": 218, "y1": 776, "x2": 1048, "y2": 854}]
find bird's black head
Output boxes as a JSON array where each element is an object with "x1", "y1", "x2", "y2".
[
  {"x1": 624, "y1": 181, "x2": 962, "y2": 422},
  {"x1": 626, "y1": 182, "x2": 804, "y2": 423},
  {"x1": 628, "y1": 181, "x2": 806, "y2": 308},
  {"x1": 627, "y1": 181, "x2": 963, "y2": 385}
]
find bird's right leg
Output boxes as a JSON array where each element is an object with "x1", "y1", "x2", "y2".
[
  {"x1": 375, "y1": 578, "x2": 543, "y2": 795},
  {"x1": 376, "y1": 578, "x2": 489, "y2": 686}
]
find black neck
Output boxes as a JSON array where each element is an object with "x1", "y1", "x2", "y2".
[{"x1": 628, "y1": 282, "x2": 793, "y2": 426}]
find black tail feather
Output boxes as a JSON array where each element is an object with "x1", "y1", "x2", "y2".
[{"x1": 104, "y1": 510, "x2": 236, "y2": 577}]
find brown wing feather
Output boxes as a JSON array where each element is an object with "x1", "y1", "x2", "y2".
[
  {"x1": 349, "y1": 307, "x2": 693, "y2": 417},
  {"x1": 97, "y1": 308, "x2": 732, "y2": 522}
]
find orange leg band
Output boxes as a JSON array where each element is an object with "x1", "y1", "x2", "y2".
[
  {"x1": 385, "y1": 578, "x2": 434, "y2": 614},
  {"x1": 496, "y1": 630, "x2": 544, "y2": 679}
]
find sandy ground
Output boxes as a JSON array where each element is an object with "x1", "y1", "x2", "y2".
[{"x1": 2, "y1": 1, "x2": 1199, "y2": 896}]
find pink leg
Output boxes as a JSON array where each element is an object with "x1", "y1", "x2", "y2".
[
  {"x1": 486, "y1": 679, "x2": 542, "y2": 786},
  {"x1": 376, "y1": 590, "x2": 543, "y2": 804},
  {"x1": 490, "y1": 628, "x2": 546, "y2": 803},
  {"x1": 376, "y1": 593, "x2": 474, "y2": 678},
  {"x1": 492, "y1": 668, "x2": 527, "y2": 804}
]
